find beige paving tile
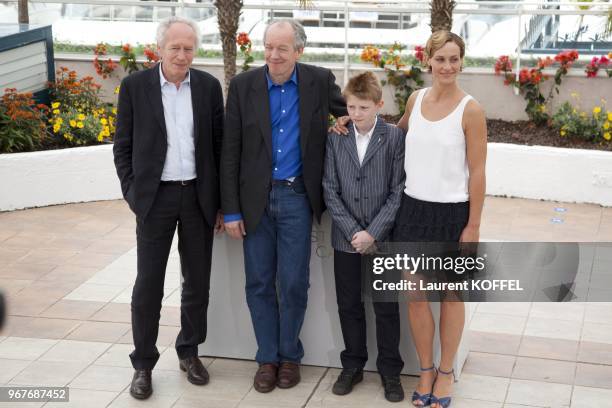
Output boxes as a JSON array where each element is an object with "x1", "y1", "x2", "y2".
[
  {"x1": 155, "y1": 347, "x2": 214, "y2": 371},
  {"x1": 523, "y1": 317, "x2": 582, "y2": 341},
  {"x1": 84, "y1": 238, "x2": 136, "y2": 255},
  {"x1": 9, "y1": 360, "x2": 88, "y2": 387},
  {"x1": 38, "y1": 265, "x2": 102, "y2": 283},
  {"x1": 178, "y1": 373, "x2": 254, "y2": 401},
  {"x1": 505, "y1": 378, "x2": 572, "y2": 407},
  {"x1": 86, "y1": 266, "x2": 136, "y2": 287},
  {"x1": 159, "y1": 306, "x2": 180, "y2": 326},
  {"x1": 452, "y1": 373, "x2": 509, "y2": 403},
  {"x1": 93, "y1": 343, "x2": 137, "y2": 368},
  {"x1": 39, "y1": 339, "x2": 111, "y2": 364},
  {"x1": 0, "y1": 278, "x2": 32, "y2": 295},
  {"x1": 469, "y1": 313, "x2": 526, "y2": 335},
  {"x1": 0, "y1": 315, "x2": 35, "y2": 337},
  {"x1": 107, "y1": 392, "x2": 179, "y2": 408},
  {"x1": 528, "y1": 302, "x2": 585, "y2": 322},
  {"x1": 475, "y1": 302, "x2": 531, "y2": 317},
  {"x1": 518, "y1": 336, "x2": 579, "y2": 361},
  {"x1": 175, "y1": 396, "x2": 240, "y2": 408},
  {"x1": 0, "y1": 262, "x2": 56, "y2": 280},
  {"x1": 240, "y1": 382, "x2": 316, "y2": 406},
  {"x1": 0, "y1": 358, "x2": 31, "y2": 383},
  {"x1": 117, "y1": 325, "x2": 178, "y2": 347},
  {"x1": 451, "y1": 399, "x2": 502, "y2": 408},
  {"x1": 468, "y1": 330, "x2": 522, "y2": 355},
  {"x1": 582, "y1": 322, "x2": 612, "y2": 345},
  {"x1": 66, "y1": 321, "x2": 131, "y2": 343},
  {"x1": 69, "y1": 365, "x2": 133, "y2": 392},
  {"x1": 574, "y1": 363, "x2": 612, "y2": 389},
  {"x1": 207, "y1": 358, "x2": 260, "y2": 377},
  {"x1": 462, "y1": 351, "x2": 516, "y2": 378},
  {"x1": 45, "y1": 388, "x2": 119, "y2": 408},
  {"x1": 64, "y1": 283, "x2": 127, "y2": 303},
  {"x1": 66, "y1": 252, "x2": 122, "y2": 268},
  {"x1": 16, "y1": 249, "x2": 80, "y2": 265},
  {"x1": 39, "y1": 300, "x2": 106, "y2": 320},
  {"x1": 8, "y1": 317, "x2": 81, "y2": 340},
  {"x1": 584, "y1": 303, "x2": 612, "y2": 324},
  {"x1": 0, "y1": 247, "x2": 30, "y2": 266},
  {"x1": 571, "y1": 385, "x2": 612, "y2": 408},
  {"x1": 578, "y1": 341, "x2": 612, "y2": 365},
  {"x1": 90, "y1": 302, "x2": 131, "y2": 323},
  {"x1": 0, "y1": 337, "x2": 58, "y2": 360},
  {"x1": 511, "y1": 356, "x2": 575, "y2": 384}
]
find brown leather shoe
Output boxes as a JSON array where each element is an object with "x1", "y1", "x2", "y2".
[
  {"x1": 277, "y1": 362, "x2": 300, "y2": 389},
  {"x1": 179, "y1": 356, "x2": 209, "y2": 385},
  {"x1": 253, "y1": 363, "x2": 278, "y2": 393}
]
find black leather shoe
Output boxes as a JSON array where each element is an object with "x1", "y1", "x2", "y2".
[
  {"x1": 179, "y1": 356, "x2": 209, "y2": 385},
  {"x1": 129, "y1": 369, "x2": 152, "y2": 400},
  {"x1": 332, "y1": 368, "x2": 363, "y2": 395},
  {"x1": 381, "y1": 374, "x2": 405, "y2": 402}
]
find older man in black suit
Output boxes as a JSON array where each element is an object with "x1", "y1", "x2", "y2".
[
  {"x1": 113, "y1": 16, "x2": 224, "y2": 400},
  {"x1": 221, "y1": 19, "x2": 347, "y2": 393}
]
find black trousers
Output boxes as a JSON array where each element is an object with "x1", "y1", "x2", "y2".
[
  {"x1": 334, "y1": 250, "x2": 404, "y2": 376},
  {"x1": 130, "y1": 183, "x2": 213, "y2": 370}
]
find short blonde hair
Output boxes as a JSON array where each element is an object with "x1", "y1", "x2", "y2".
[
  {"x1": 343, "y1": 71, "x2": 383, "y2": 103},
  {"x1": 424, "y1": 30, "x2": 465, "y2": 72}
]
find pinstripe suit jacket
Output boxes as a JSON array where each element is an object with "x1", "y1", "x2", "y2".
[{"x1": 323, "y1": 118, "x2": 406, "y2": 252}]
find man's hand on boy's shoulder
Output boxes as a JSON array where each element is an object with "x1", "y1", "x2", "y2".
[
  {"x1": 329, "y1": 115, "x2": 350, "y2": 136},
  {"x1": 351, "y1": 230, "x2": 375, "y2": 254}
]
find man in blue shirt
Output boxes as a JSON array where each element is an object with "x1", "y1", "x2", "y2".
[{"x1": 221, "y1": 19, "x2": 347, "y2": 393}]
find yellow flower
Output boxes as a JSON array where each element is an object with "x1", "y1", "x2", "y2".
[
  {"x1": 77, "y1": 122, "x2": 84, "y2": 128},
  {"x1": 56, "y1": 117, "x2": 63, "y2": 125},
  {"x1": 100, "y1": 118, "x2": 108, "y2": 125},
  {"x1": 52, "y1": 109, "x2": 60, "y2": 115},
  {"x1": 97, "y1": 134, "x2": 104, "y2": 142},
  {"x1": 114, "y1": 86, "x2": 120, "y2": 94},
  {"x1": 560, "y1": 130, "x2": 566, "y2": 137},
  {"x1": 69, "y1": 120, "x2": 77, "y2": 127},
  {"x1": 51, "y1": 102, "x2": 60, "y2": 109},
  {"x1": 605, "y1": 122, "x2": 610, "y2": 130},
  {"x1": 112, "y1": 108, "x2": 117, "y2": 115},
  {"x1": 78, "y1": 113, "x2": 85, "y2": 121},
  {"x1": 604, "y1": 132, "x2": 611, "y2": 141},
  {"x1": 593, "y1": 106, "x2": 602, "y2": 115},
  {"x1": 52, "y1": 124, "x2": 60, "y2": 133},
  {"x1": 539, "y1": 104, "x2": 546, "y2": 113},
  {"x1": 608, "y1": 112, "x2": 612, "y2": 121}
]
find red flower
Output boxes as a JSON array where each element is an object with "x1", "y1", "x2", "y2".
[
  {"x1": 414, "y1": 45, "x2": 425, "y2": 63},
  {"x1": 122, "y1": 44, "x2": 132, "y2": 54},
  {"x1": 537, "y1": 56, "x2": 553, "y2": 69},
  {"x1": 494, "y1": 55, "x2": 513, "y2": 75},
  {"x1": 236, "y1": 32, "x2": 251, "y2": 47}
]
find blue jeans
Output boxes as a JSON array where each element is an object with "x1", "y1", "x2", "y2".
[{"x1": 243, "y1": 177, "x2": 312, "y2": 364}]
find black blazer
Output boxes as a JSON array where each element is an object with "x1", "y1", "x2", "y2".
[
  {"x1": 220, "y1": 63, "x2": 347, "y2": 233},
  {"x1": 113, "y1": 64, "x2": 224, "y2": 225}
]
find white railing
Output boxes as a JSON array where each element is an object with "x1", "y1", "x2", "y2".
[{"x1": 2, "y1": 0, "x2": 610, "y2": 84}]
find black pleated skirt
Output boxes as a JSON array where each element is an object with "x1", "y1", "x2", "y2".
[{"x1": 392, "y1": 194, "x2": 469, "y2": 243}]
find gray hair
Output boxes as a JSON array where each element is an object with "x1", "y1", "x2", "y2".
[
  {"x1": 156, "y1": 16, "x2": 201, "y2": 49},
  {"x1": 264, "y1": 19, "x2": 307, "y2": 51}
]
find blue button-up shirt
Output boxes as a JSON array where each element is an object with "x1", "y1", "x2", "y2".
[
  {"x1": 224, "y1": 67, "x2": 302, "y2": 223},
  {"x1": 267, "y1": 67, "x2": 301, "y2": 181}
]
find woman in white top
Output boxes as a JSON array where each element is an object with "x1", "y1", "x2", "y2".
[{"x1": 394, "y1": 31, "x2": 487, "y2": 408}]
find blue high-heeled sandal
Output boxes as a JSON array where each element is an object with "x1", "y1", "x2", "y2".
[
  {"x1": 412, "y1": 365, "x2": 436, "y2": 407},
  {"x1": 431, "y1": 367, "x2": 455, "y2": 408}
]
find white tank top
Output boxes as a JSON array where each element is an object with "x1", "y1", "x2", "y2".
[{"x1": 404, "y1": 88, "x2": 472, "y2": 203}]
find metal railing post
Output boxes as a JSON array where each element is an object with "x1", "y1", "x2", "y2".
[
  {"x1": 343, "y1": 0, "x2": 349, "y2": 86},
  {"x1": 515, "y1": 4, "x2": 522, "y2": 96}
]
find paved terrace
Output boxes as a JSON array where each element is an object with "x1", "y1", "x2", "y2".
[{"x1": 0, "y1": 196, "x2": 611, "y2": 407}]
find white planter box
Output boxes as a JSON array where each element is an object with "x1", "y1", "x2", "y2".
[
  {"x1": 487, "y1": 143, "x2": 612, "y2": 206},
  {"x1": 1, "y1": 142, "x2": 612, "y2": 212},
  {"x1": 0, "y1": 144, "x2": 122, "y2": 211}
]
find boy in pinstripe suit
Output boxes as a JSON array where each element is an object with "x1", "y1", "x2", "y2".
[{"x1": 323, "y1": 72, "x2": 406, "y2": 402}]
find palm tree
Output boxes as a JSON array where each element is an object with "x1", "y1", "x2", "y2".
[
  {"x1": 215, "y1": 0, "x2": 311, "y2": 93},
  {"x1": 18, "y1": 0, "x2": 29, "y2": 24},
  {"x1": 215, "y1": 0, "x2": 242, "y2": 93},
  {"x1": 430, "y1": 0, "x2": 456, "y2": 32}
]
